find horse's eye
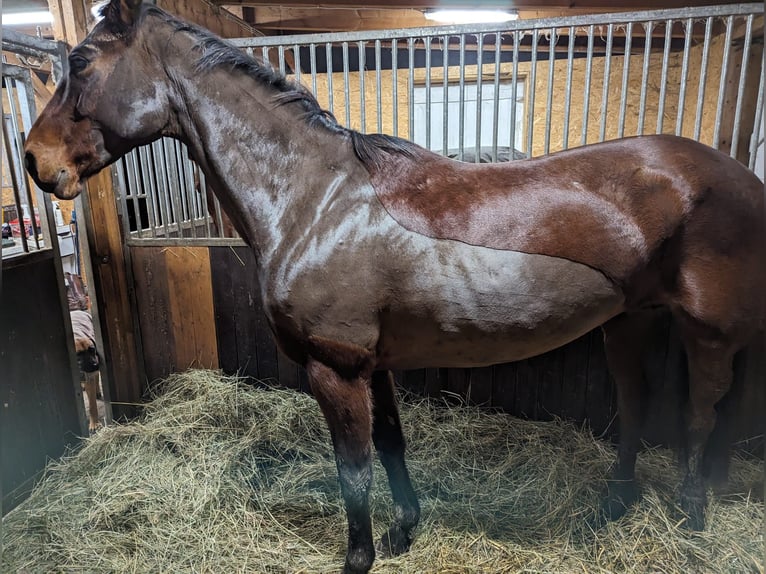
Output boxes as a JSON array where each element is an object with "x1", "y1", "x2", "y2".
[{"x1": 69, "y1": 54, "x2": 89, "y2": 74}]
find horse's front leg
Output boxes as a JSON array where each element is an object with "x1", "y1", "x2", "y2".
[
  {"x1": 371, "y1": 370, "x2": 420, "y2": 556},
  {"x1": 307, "y1": 359, "x2": 375, "y2": 574}
]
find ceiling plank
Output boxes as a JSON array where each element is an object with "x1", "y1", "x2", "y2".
[{"x1": 215, "y1": 0, "x2": 744, "y2": 9}]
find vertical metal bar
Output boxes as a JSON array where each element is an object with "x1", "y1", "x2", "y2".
[
  {"x1": 442, "y1": 35, "x2": 449, "y2": 156},
  {"x1": 154, "y1": 141, "x2": 176, "y2": 236},
  {"x1": 375, "y1": 39, "x2": 383, "y2": 133},
  {"x1": 510, "y1": 30, "x2": 520, "y2": 154},
  {"x1": 133, "y1": 149, "x2": 155, "y2": 238},
  {"x1": 261, "y1": 47, "x2": 270, "y2": 69},
  {"x1": 125, "y1": 152, "x2": 143, "y2": 238},
  {"x1": 146, "y1": 145, "x2": 169, "y2": 237},
  {"x1": 637, "y1": 21, "x2": 654, "y2": 136},
  {"x1": 115, "y1": 159, "x2": 133, "y2": 239},
  {"x1": 656, "y1": 19, "x2": 674, "y2": 134},
  {"x1": 730, "y1": 15, "x2": 754, "y2": 159},
  {"x1": 544, "y1": 27, "x2": 556, "y2": 154},
  {"x1": 310, "y1": 43, "x2": 318, "y2": 96},
  {"x1": 2, "y1": 118, "x2": 29, "y2": 252},
  {"x1": 713, "y1": 16, "x2": 734, "y2": 149},
  {"x1": 173, "y1": 140, "x2": 196, "y2": 239},
  {"x1": 748, "y1": 49, "x2": 765, "y2": 171},
  {"x1": 358, "y1": 41, "x2": 366, "y2": 133},
  {"x1": 562, "y1": 26, "x2": 575, "y2": 150},
  {"x1": 392, "y1": 39, "x2": 399, "y2": 137},
  {"x1": 425, "y1": 37, "x2": 432, "y2": 150},
  {"x1": 342, "y1": 42, "x2": 351, "y2": 128},
  {"x1": 326, "y1": 42, "x2": 334, "y2": 115},
  {"x1": 6, "y1": 83, "x2": 41, "y2": 250},
  {"x1": 458, "y1": 34, "x2": 466, "y2": 159},
  {"x1": 693, "y1": 17, "x2": 713, "y2": 141},
  {"x1": 598, "y1": 23, "x2": 614, "y2": 142},
  {"x1": 408, "y1": 37, "x2": 415, "y2": 141},
  {"x1": 618, "y1": 22, "x2": 633, "y2": 139},
  {"x1": 293, "y1": 44, "x2": 301, "y2": 84},
  {"x1": 526, "y1": 30, "x2": 539, "y2": 156},
  {"x1": 475, "y1": 33, "x2": 484, "y2": 162},
  {"x1": 581, "y1": 25, "x2": 595, "y2": 145},
  {"x1": 278, "y1": 45, "x2": 286, "y2": 76},
  {"x1": 674, "y1": 18, "x2": 693, "y2": 136},
  {"x1": 492, "y1": 32, "x2": 501, "y2": 161}
]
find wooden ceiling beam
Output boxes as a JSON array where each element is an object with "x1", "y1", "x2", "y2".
[{"x1": 215, "y1": 0, "x2": 743, "y2": 9}]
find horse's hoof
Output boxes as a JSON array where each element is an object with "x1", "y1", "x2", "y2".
[
  {"x1": 679, "y1": 493, "x2": 706, "y2": 531},
  {"x1": 376, "y1": 526, "x2": 412, "y2": 558},
  {"x1": 601, "y1": 479, "x2": 638, "y2": 523}
]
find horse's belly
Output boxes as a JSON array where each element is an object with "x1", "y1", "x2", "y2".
[{"x1": 376, "y1": 246, "x2": 624, "y2": 369}]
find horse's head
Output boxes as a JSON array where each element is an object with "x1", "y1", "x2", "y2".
[{"x1": 25, "y1": 0, "x2": 172, "y2": 199}]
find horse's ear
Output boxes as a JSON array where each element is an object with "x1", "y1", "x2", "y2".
[{"x1": 103, "y1": 0, "x2": 143, "y2": 30}]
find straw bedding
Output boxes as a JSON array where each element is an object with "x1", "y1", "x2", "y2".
[{"x1": 2, "y1": 370, "x2": 763, "y2": 573}]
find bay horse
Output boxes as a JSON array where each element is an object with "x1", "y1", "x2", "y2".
[{"x1": 24, "y1": 1, "x2": 764, "y2": 572}]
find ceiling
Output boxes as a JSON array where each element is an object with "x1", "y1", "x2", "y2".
[
  {"x1": 0, "y1": 0, "x2": 750, "y2": 38},
  {"x1": 216, "y1": 0, "x2": 748, "y2": 34}
]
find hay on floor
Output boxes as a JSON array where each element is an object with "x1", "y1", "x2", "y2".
[{"x1": 2, "y1": 369, "x2": 763, "y2": 573}]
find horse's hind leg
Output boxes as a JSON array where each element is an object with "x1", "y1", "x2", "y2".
[
  {"x1": 601, "y1": 312, "x2": 656, "y2": 521},
  {"x1": 307, "y1": 360, "x2": 375, "y2": 574},
  {"x1": 371, "y1": 370, "x2": 420, "y2": 556},
  {"x1": 675, "y1": 318, "x2": 736, "y2": 530}
]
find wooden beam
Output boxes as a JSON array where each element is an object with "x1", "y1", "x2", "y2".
[{"x1": 215, "y1": 0, "x2": 745, "y2": 9}]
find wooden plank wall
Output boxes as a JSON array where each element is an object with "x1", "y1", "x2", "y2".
[
  {"x1": 131, "y1": 247, "x2": 218, "y2": 385},
  {"x1": 130, "y1": 245, "x2": 764, "y2": 449},
  {"x1": 1, "y1": 255, "x2": 84, "y2": 513}
]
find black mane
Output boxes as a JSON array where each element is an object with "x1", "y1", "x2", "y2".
[{"x1": 139, "y1": 5, "x2": 420, "y2": 170}]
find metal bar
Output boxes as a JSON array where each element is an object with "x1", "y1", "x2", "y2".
[
  {"x1": 392, "y1": 39, "x2": 399, "y2": 137},
  {"x1": 442, "y1": 35, "x2": 449, "y2": 156},
  {"x1": 458, "y1": 34, "x2": 466, "y2": 159},
  {"x1": 748, "y1": 49, "x2": 765, "y2": 171},
  {"x1": 174, "y1": 141, "x2": 196, "y2": 239},
  {"x1": 154, "y1": 141, "x2": 175, "y2": 237},
  {"x1": 510, "y1": 30, "x2": 520, "y2": 154},
  {"x1": 326, "y1": 42, "x2": 334, "y2": 115},
  {"x1": 730, "y1": 14, "x2": 754, "y2": 159},
  {"x1": 2, "y1": 116, "x2": 30, "y2": 253},
  {"x1": 713, "y1": 16, "x2": 734, "y2": 149},
  {"x1": 581, "y1": 25, "x2": 595, "y2": 145},
  {"x1": 114, "y1": 158, "x2": 134, "y2": 240},
  {"x1": 674, "y1": 18, "x2": 693, "y2": 136},
  {"x1": 123, "y1": 153, "x2": 143, "y2": 238},
  {"x1": 425, "y1": 36, "x2": 432, "y2": 150},
  {"x1": 6, "y1": 82, "x2": 41, "y2": 250},
  {"x1": 375, "y1": 39, "x2": 383, "y2": 133},
  {"x1": 475, "y1": 33, "x2": 484, "y2": 162},
  {"x1": 342, "y1": 42, "x2": 351, "y2": 127},
  {"x1": 656, "y1": 19, "x2": 673, "y2": 134},
  {"x1": 261, "y1": 46, "x2": 270, "y2": 69},
  {"x1": 598, "y1": 23, "x2": 614, "y2": 142},
  {"x1": 544, "y1": 27, "x2": 556, "y2": 155},
  {"x1": 526, "y1": 30, "x2": 539, "y2": 156},
  {"x1": 693, "y1": 17, "x2": 713, "y2": 141},
  {"x1": 199, "y1": 168, "x2": 215, "y2": 239},
  {"x1": 169, "y1": 139, "x2": 195, "y2": 239},
  {"x1": 358, "y1": 41, "x2": 366, "y2": 132},
  {"x1": 229, "y1": 4, "x2": 763, "y2": 48},
  {"x1": 293, "y1": 44, "x2": 301, "y2": 83},
  {"x1": 408, "y1": 37, "x2": 415, "y2": 141},
  {"x1": 141, "y1": 145, "x2": 168, "y2": 237},
  {"x1": 492, "y1": 32, "x2": 501, "y2": 161},
  {"x1": 165, "y1": 138, "x2": 186, "y2": 241},
  {"x1": 637, "y1": 21, "x2": 653, "y2": 136},
  {"x1": 278, "y1": 45, "x2": 286, "y2": 76},
  {"x1": 562, "y1": 26, "x2": 575, "y2": 150},
  {"x1": 126, "y1": 237, "x2": 248, "y2": 247},
  {"x1": 310, "y1": 43, "x2": 318, "y2": 96},
  {"x1": 617, "y1": 22, "x2": 633, "y2": 139}
]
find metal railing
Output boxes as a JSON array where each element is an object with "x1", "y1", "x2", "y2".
[{"x1": 112, "y1": 3, "x2": 764, "y2": 245}]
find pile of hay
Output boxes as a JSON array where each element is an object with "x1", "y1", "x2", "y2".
[{"x1": 2, "y1": 370, "x2": 763, "y2": 573}]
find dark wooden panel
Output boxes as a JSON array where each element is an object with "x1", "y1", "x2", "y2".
[
  {"x1": 1, "y1": 256, "x2": 83, "y2": 512},
  {"x1": 131, "y1": 247, "x2": 174, "y2": 383},
  {"x1": 210, "y1": 247, "x2": 239, "y2": 375}
]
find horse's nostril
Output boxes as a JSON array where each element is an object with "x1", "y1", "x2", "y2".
[{"x1": 25, "y1": 152, "x2": 38, "y2": 179}]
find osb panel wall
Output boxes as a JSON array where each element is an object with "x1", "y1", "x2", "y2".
[
  {"x1": 158, "y1": 0, "x2": 252, "y2": 38},
  {"x1": 301, "y1": 31, "x2": 732, "y2": 157}
]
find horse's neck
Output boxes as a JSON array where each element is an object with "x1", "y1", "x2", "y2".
[{"x1": 171, "y1": 65, "x2": 359, "y2": 260}]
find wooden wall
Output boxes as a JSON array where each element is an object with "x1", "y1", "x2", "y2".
[
  {"x1": 129, "y1": 245, "x2": 765, "y2": 450},
  {"x1": 1, "y1": 254, "x2": 84, "y2": 513}
]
